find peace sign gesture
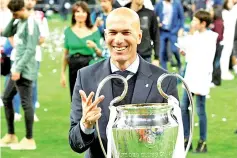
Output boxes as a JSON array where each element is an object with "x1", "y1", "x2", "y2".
[{"x1": 79, "y1": 90, "x2": 105, "y2": 129}]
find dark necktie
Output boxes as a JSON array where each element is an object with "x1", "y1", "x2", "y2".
[
  {"x1": 114, "y1": 70, "x2": 131, "y2": 77},
  {"x1": 112, "y1": 70, "x2": 135, "y2": 106},
  {"x1": 113, "y1": 70, "x2": 132, "y2": 84}
]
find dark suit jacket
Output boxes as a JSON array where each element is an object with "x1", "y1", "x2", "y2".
[{"x1": 69, "y1": 56, "x2": 178, "y2": 158}]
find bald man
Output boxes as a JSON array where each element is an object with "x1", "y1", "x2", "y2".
[{"x1": 69, "y1": 7, "x2": 178, "y2": 158}]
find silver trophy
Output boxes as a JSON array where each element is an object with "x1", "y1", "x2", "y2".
[{"x1": 95, "y1": 73, "x2": 194, "y2": 158}]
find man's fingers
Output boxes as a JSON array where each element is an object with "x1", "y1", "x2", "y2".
[
  {"x1": 85, "y1": 95, "x2": 104, "y2": 114},
  {"x1": 87, "y1": 113, "x2": 102, "y2": 123},
  {"x1": 91, "y1": 95, "x2": 105, "y2": 108},
  {"x1": 84, "y1": 107, "x2": 101, "y2": 120},
  {"x1": 86, "y1": 92, "x2": 94, "y2": 107},
  {"x1": 79, "y1": 90, "x2": 87, "y2": 103}
]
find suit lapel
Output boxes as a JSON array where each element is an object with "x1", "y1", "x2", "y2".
[{"x1": 131, "y1": 57, "x2": 153, "y2": 104}]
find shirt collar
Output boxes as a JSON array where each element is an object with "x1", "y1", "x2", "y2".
[{"x1": 110, "y1": 55, "x2": 140, "y2": 74}]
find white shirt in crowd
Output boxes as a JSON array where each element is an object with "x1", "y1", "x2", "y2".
[
  {"x1": 179, "y1": 30, "x2": 218, "y2": 95},
  {"x1": 0, "y1": 8, "x2": 12, "y2": 32}
]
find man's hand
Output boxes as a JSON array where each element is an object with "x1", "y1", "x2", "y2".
[
  {"x1": 11, "y1": 72, "x2": 20, "y2": 81},
  {"x1": 80, "y1": 90, "x2": 105, "y2": 129},
  {"x1": 152, "y1": 59, "x2": 159, "y2": 67}
]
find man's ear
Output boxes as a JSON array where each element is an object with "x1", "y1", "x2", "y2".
[{"x1": 137, "y1": 30, "x2": 143, "y2": 44}]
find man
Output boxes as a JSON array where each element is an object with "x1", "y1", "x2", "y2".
[
  {"x1": 0, "y1": 0, "x2": 40, "y2": 150},
  {"x1": 2, "y1": 0, "x2": 49, "y2": 122},
  {"x1": 124, "y1": 0, "x2": 160, "y2": 64},
  {"x1": 69, "y1": 7, "x2": 178, "y2": 158},
  {"x1": 155, "y1": 0, "x2": 184, "y2": 70},
  {"x1": 23, "y1": 0, "x2": 49, "y2": 120}
]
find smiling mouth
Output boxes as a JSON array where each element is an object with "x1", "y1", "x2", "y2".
[{"x1": 112, "y1": 46, "x2": 128, "y2": 52}]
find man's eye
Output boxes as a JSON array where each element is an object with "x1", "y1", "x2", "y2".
[
  {"x1": 123, "y1": 32, "x2": 131, "y2": 35},
  {"x1": 108, "y1": 32, "x2": 116, "y2": 35}
]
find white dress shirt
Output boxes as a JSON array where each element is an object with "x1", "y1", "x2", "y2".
[{"x1": 80, "y1": 55, "x2": 140, "y2": 134}]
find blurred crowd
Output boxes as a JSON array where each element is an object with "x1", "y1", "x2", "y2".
[{"x1": 0, "y1": 0, "x2": 237, "y2": 153}]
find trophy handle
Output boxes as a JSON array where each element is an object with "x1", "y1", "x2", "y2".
[
  {"x1": 95, "y1": 74, "x2": 128, "y2": 158},
  {"x1": 157, "y1": 73, "x2": 194, "y2": 157}
]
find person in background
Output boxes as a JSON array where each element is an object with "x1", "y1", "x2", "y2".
[
  {"x1": 180, "y1": 10, "x2": 218, "y2": 153},
  {"x1": 155, "y1": 0, "x2": 184, "y2": 70},
  {"x1": 125, "y1": 0, "x2": 160, "y2": 64},
  {"x1": 220, "y1": 0, "x2": 235, "y2": 80},
  {"x1": 0, "y1": 0, "x2": 40, "y2": 150},
  {"x1": 60, "y1": 1, "x2": 102, "y2": 100},
  {"x1": 2, "y1": 0, "x2": 49, "y2": 122},
  {"x1": 230, "y1": 0, "x2": 237, "y2": 75},
  {"x1": 117, "y1": 0, "x2": 154, "y2": 10},
  {"x1": 91, "y1": 0, "x2": 114, "y2": 38},
  {"x1": 90, "y1": 0, "x2": 115, "y2": 60},
  {"x1": 210, "y1": 5, "x2": 224, "y2": 87}
]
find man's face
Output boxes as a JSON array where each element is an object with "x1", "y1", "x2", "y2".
[
  {"x1": 24, "y1": 0, "x2": 36, "y2": 10},
  {"x1": 100, "y1": 0, "x2": 112, "y2": 11},
  {"x1": 105, "y1": 16, "x2": 142, "y2": 64},
  {"x1": 12, "y1": 8, "x2": 25, "y2": 19}
]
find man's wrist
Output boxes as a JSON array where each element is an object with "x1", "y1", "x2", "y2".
[
  {"x1": 81, "y1": 117, "x2": 94, "y2": 129},
  {"x1": 80, "y1": 119, "x2": 95, "y2": 135}
]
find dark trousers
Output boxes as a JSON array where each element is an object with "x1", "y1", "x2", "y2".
[
  {"x1": 212, "y1": 43, "x2": 223, "y2": 86},
  {"x1": 159, "y1": 30, "x2": 181, "y2": 70},
  {"x1": 2, "y1": 76, "x2": 33, "y2": 139},
  {"x1": 68, "y1": 54, "x2": 92, "y2": 100},
  {"x1": 181, "y1": 90, "x2": 207, "y2": 141}
]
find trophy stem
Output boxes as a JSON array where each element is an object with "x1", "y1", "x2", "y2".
[
  {"x1": 95, "y1": 74, "x2": 128, "y2": 158},
  {"x1": 157, "y1": 73, "x2": 194, "y2": 157}
]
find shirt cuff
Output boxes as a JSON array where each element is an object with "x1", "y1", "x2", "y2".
[{"x1": 80, "y1": 119, "x2": 95, "y2": 135}]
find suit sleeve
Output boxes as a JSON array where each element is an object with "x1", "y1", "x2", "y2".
[
  {"x1": 69, "y1": 70, "x2": 95, "y2": 153},
  {"x1": 150, "y1": 11, "x2": 160, "y2": 60}
]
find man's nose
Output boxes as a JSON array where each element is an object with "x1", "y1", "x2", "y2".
[{"x1": 114, "y1": 33, "x2": 124, "y2": 45}]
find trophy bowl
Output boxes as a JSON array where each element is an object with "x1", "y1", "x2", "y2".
[
  {"x1": 95, "y1": 73, "x2": 194, "y2": 158},
  {"x1": 112, "y1": 103, "x2": 178, "y2": 158}
]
